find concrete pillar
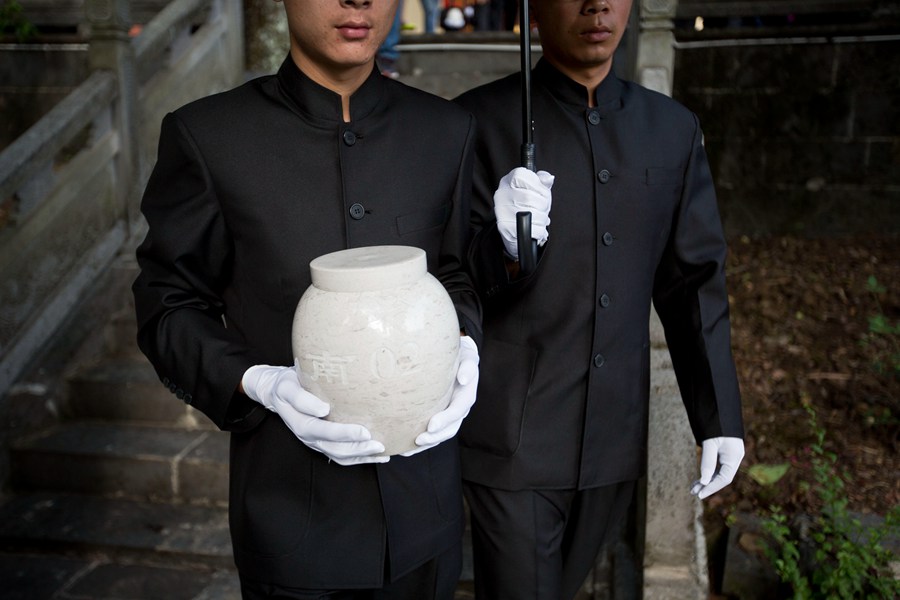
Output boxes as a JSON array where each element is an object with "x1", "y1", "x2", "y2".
[
  {"x1": 644, "y1": 312, "x2": 709, "y2": 599},
  {"x1": 244, "y1": 0, "x2": 288, "y2": 75},
  {"x1": 636, "y1": 0, "x2": 677, "y2": 96},
  {"x1": 636, "y1": 2, "x2": 710, "y2": 598},
  {"x1": 85, "y1": 0, "x2": 139, "y2": 228}
]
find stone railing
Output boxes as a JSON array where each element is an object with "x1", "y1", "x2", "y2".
[
  {"x1": 0, "y1": 0, "x2": 244, "y2": 398},
  {"x1": 14, "y1": 0, "x2": 170, "y2": 29}
]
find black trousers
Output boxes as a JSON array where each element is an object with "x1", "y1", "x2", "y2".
[
  {"x1": 239, "y1": 540, "x2": 462, "y2": 600},
  {"x1": 464, "y1": 480, "x2": 636, "y2": 600}
]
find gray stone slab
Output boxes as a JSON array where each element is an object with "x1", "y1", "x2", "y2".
[
  {"x1": 182, "y1": 429, "x2": 230, "y2": 463},
  {"x1": 11, "y1": 422, "x2": 224, "y2": 500},
  {"x1": 0, "y1": 492, "x2": 232, "y2": 567},
  {"x1": 179, "y1": 432, "x2": 230, "y2": 504},
  {"x1": 192, "y1": 568, "x2": 242, "y2": 600},
  {"x1": 643, "y1": 564, "x2": 706, "y2": 600},
  {"x1": 0, "y1": 552, "x2": 88, "y2": 600},
  {"x1": 66, "y1": 562, "x2": 220, "y2": 599},
  {"x1": 67, "y1": 357, "x2": 191, "y2": 423},
  {"x1": 14, "y1": 421, "x2": 202, "y2": 456},
  {"x1": 14, "y1": 450, "x2": 174, "y2": 500},
  {"x1": 0, "y1": 552, "x2": 241, "y2": 600},
  {"x1": 104, "y1": 306, "x2": 140, "y2": 356}
]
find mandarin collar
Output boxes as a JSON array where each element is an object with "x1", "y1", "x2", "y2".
[
  {"x1": 535, "y1": 58, "x2": 624, "y2": 115},
  {"x1": 275, "y1": 54, "x2": 386, "y2": 123}
]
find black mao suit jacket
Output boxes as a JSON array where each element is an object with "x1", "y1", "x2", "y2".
[
  {"x1": 454, "y1": 59, "x2": 743, "y2": 492},
  {"x1": 133, "y1": 57, "x2": 481, "y2": 588}
]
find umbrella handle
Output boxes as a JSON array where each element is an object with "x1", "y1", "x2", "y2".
[
  {"x1": 516, "y1": 211, "x2": 537, "y2": 275},
  {"x1": 521, "y1": 143, "x2": 535, "y2": 172}
]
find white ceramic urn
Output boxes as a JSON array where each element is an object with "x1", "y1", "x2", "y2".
[{"x1": 291, "y1": 246, "x2": 461, "y2": 456}]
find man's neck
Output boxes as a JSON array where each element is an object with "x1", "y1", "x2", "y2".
[
  {"x1": 290, "y1": 50, "x2": 372, "y2": 122},
  {"x1": 544, "y1": 58, "x2": 613, "y2": 108}
]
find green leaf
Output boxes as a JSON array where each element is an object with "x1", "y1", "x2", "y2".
[
  {"x1": 868, "y1": 314, "x2": 900, "y2": 334},
  {"x1": 748, "y1": 462, "x2": 791, "y2": 486},
  {"x1": 866, "y1": 275, "x2": 886, "y2": 294}
]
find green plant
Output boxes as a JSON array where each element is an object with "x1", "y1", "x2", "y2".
[
  {"x1": 761, "y1": 404, "x2": 900, "y2": 599},
  {"x1": 863, "y1": 275, "x2": 900, "y2": 377},
  {"x1": 0, "y1": 0, "x2": 36, "y2": 41}
]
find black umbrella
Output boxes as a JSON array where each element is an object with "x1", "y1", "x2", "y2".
[{"x1": 516, "y1": 0, "x2": 538, "y2": 275}]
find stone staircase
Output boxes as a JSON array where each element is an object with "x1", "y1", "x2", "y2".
[
  {"x1": 0, "y1": 254, "x2": 480, "y2": 599},
  {"x1": 0, "y1": 257, "x2": 240, "y2": 599}
]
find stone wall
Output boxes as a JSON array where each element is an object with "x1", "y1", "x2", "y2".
[{"x1": 673, "y1": 36, "x2": 900, "y2": 238}]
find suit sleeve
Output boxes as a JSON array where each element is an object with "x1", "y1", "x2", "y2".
[
  {"x1": 132, "y1": 112, "x2": 265, "y2": 432},
  {"x1": 438, "y1": 113, "x2": 483, "y2": 347},
  {"x1": 653, "y1": 114, "x2": 744, "y2": 443},
  {"x1": 465, "y1": 146, "x2": 511, "y2": 303}
]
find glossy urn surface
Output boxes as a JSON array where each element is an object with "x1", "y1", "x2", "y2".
[{"x1": 291, "y1": 246, "x2": 460, "y2": 456}]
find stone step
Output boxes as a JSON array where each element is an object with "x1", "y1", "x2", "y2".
[
  {"x1": 0, "y1": 551, "x2": 241, "y2": 600},
  {"x1": 10, "y1": 421, "x2": 228, "y2": 504},
  {"x1": 66, "y1": 356, "x2": 215, "y2": 427},
  {"x1": 0, "y1": 492, "x2": 232, "y2": 569},
  {"x1": 103, "y1": 307, "x2": 144, "y2": 358}
]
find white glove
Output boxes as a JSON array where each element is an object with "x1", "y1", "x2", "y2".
[
  {"x1": 401, "y1": 336, "x2": 480, "y2": 457},
  {"x1": 690, "y1": 436, "x2": 744, "y2": 499},
  {"x1": 493, "y1": 167, "x2": 555, "y2": 261},
  {"x1": 242, "y1": 365, "x2": 388, "y2": 466}
]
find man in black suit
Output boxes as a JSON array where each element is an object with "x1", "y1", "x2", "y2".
[
  {"x1": 132, "y1": 0, "x2": 481, "y2": 598},
  {"x1": 454, "y1": 0, "x2": 744, "y2": 598}
]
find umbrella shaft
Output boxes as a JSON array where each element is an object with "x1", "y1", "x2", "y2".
[{"x1": 519, "y1": 0, "x2": 533, "y2": 154}]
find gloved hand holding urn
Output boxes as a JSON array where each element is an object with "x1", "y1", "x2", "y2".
[
  {"x1": 493, "y1": 167, "x2": 555, "y2": 261},
  {"x1": 401, "y1": 335, "x2": 480, "y2": 457},
  {"x1": 242, "y1": 364, "x2": 389, "y2": 466}
]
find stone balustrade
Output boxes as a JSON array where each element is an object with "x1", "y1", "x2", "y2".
[{"x1": 0, "y1": 0, "x2": 244, "y2": 399}]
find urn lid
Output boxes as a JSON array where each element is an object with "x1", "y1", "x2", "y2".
[{"x1": 309, "y1": 246, "x2": 427, "y2": 292}]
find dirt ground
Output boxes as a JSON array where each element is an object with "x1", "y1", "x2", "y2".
[{"x1": 705, "y1": 234, "x2": 899, "y2": 527}]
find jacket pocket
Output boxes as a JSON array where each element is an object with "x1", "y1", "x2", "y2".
[
  {"x1": 459, "y1": 337, "x2": 537, "y2": 457},
  {"x1": 396, "y1": 204, "x2": 450, "y2": 236},
  {"x1": 644, "y1": 167, "x2": 683, "y2": 186}
]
